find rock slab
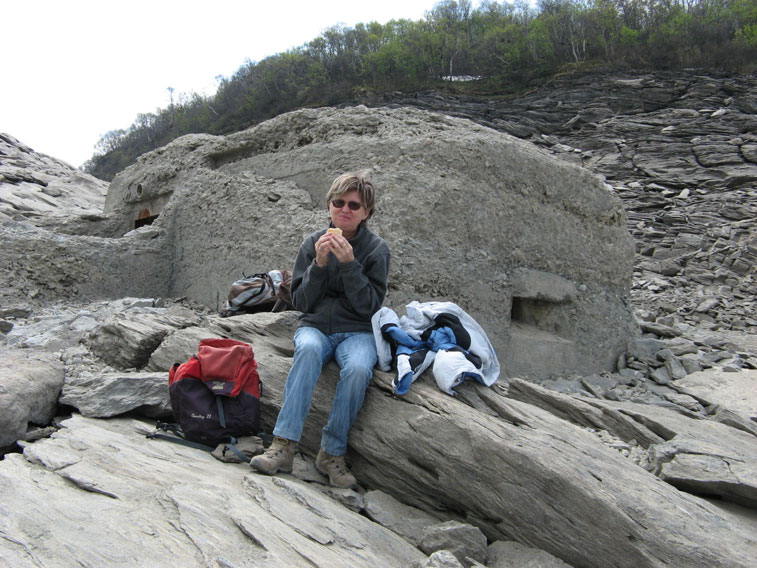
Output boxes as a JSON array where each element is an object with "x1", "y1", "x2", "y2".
[{"x1": 1, "y1": 414, "x2": 425, "y2": 568}]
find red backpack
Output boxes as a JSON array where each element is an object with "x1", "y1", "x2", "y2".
[{"x1": 164, "y1": 338, "x2": 261, "y2": 447}]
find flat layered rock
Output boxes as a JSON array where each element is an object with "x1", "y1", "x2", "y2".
[
  {"x1": 676, "y1": 368, "x2": 757, "y2": 420},
  {"x1": 507, "y1": 378, "x2": 757, "y2": 507},
  {"x1": 1, "y1": 414, "x2": 425, "y2": 568}
]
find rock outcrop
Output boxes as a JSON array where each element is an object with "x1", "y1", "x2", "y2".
[
  {"x1": 0, "y1": 133, "x2": 169, "y2": 306},
  {"x1": 0, "y1": 132, "x2": 110, "y2": 235},
  {"x1": 361, "y1": 70, "x2": 757, "y2": 335}
]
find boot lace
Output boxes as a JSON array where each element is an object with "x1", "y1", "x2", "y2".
[
  {"x1": 326, "y1": 455, "x2": 348, "y2": 474},
  {"x1": 266, "y1": 439, "x2": 290, "y2": 458}
]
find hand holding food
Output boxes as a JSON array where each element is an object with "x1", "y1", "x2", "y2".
[{"x1": 316, "y1": 227, "x2": 353, "y2": 265}]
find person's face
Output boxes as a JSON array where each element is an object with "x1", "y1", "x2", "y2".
[{"x1": 328, "y1": 189, "x2": 370, "y2": 235}]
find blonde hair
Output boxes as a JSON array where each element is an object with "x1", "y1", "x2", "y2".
[{"x1": 325, "y1": 172, "x2": 376, "y2": 221}]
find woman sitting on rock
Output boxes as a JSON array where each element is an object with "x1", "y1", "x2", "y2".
[{"x1": 250, "y1": 172, "x2": 391, "y2": 488}]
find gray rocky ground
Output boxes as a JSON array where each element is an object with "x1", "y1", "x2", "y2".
[{"x1": 1, "y1": 70, "x2": 756, "y2": 567}]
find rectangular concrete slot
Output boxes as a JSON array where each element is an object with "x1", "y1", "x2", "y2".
[
  {"x1": 135, "y1": 207, "x2": 158, "y2": 229},
  {"x1": 507, "y1": 268, "x2": 579, "y2": 375},
  {"x1": 135, "y1": 214, "x2": 158, "y2": 229},
  {"x1": 507, "y1": 302, "x2": 577, "y2": 376},
  {"x1": 511, "y1": 296, "x2": 562, "y2": 333}
]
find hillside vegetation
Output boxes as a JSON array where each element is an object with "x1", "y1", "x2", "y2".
[{"x1": 85, "y1": 0, "x2": 757, "y2": 181}]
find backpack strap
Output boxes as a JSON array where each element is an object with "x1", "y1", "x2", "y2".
[
  {"x1": 220, "y1": 438, "x2": 248, "y2": 462},
  {"x1": 146, "y1": 423, "x2": 217, "y2": 452},
  {"x1": 217, "y1": 397, "x2": 227, "y2": 428},
  {"x1": 146, "y1": 422, "x2": 249, "y2": 462}
]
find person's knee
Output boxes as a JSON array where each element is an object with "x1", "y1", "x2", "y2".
[
  {"x1": 294, "y1": 334, "x2": 324, "y2": 359},
  {"x1": 341, "y1": 363, "x2": 374, "y2": 390}
]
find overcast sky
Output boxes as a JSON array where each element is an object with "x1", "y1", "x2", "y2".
[{"x1": 2, "y1": 0, "x2": 439, "y2": 168}]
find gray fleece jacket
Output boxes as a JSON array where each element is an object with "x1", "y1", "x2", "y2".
[{"x1": 291, "y1": 224, "x2": 390, "y2": 334}]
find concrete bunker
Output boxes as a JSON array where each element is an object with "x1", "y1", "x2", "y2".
[{"x1": 101, "y1": 106, "x2": 638, "y2": 378}]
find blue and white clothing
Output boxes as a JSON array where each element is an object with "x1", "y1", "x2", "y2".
[{"x1": 372, "y1": 301, "x2": 500, "y2": 395}]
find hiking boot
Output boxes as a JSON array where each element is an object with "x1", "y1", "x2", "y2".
[
  {"x1": 315, "y1": 449, "x2": 357, "y2": 488},
  {"x1": 250, "y1": 436, "x2": 295, "y2": 475}
]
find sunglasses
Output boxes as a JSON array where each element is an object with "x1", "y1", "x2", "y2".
[{"x1": 330, "y1": 199, "x2": 363, "y2": 211}]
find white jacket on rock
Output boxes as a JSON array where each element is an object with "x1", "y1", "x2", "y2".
[{"x1": 371, "y1": 301, "x2": 500, "y2": 395}]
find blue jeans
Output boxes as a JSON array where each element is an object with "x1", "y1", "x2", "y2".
[{"x1": 273, "y1": 326, "x2": 377, "y2": 456}]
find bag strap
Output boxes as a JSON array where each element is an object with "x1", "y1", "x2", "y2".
[
  {"x1": 221, "y1": 439, "x2": 248, "y2": 462},
  {"x1": 217, "y1": 398, "x2": 226, "y2": 428},
  {"x1": 146, "y1": 422, "x2": 248, "y2": 462},
  {"x1": 146, "y1": 423, "x2": 217, "y2": 452},
  {"x1": 147, "y1": 432, "x2": 218, "y2": 452}
]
